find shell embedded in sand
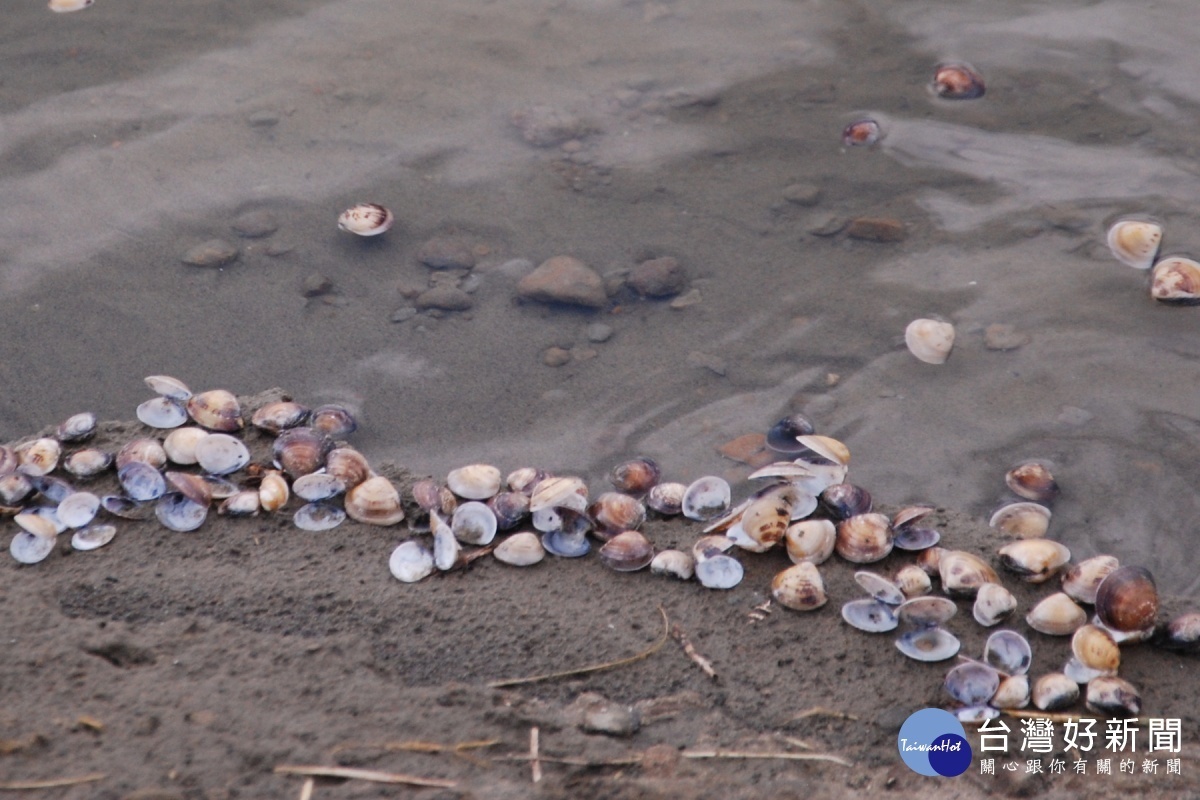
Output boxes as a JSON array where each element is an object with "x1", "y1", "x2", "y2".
[
  {"x1": 904, "y1": 318, "x2": 955, "y2": 364},
  {"x1": 1106, "y1": 219, "x2": 1163, "y2": 270},
  {"x1": 337, "y1": 203, "x2": 394, "y2": 236},
  {"x1": 49, "y1": 0, "x2": 94, "y2": 12}
]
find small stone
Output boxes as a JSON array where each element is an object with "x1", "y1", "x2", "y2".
[
  {"x1": 231, "y1": 210, "x2": 278, "y2": 238},
  {"x1": 807, "y1": 214, "x2": 847, "y2": 236},
  {"x1": 390, "y1": 307, "x2": 418, "y2": 323},
  {"x1": 581, "y1": 703, "x2": 641, "y2": 737},
  {"x1": 301, "y1": 273, "x2": 334, "y2": 297},
  {"x1": 717, "y1": 433, "x2": 775, "y2": 468},
  {"x1": 782, "y1": 183, "x2": 822, "y2": 206},
  {"x1": 415, "y1": 286, "x2": 474, "y2": 311},
  {"x1": 396, "y1": 282, "x2": 423, "y2": 300},
  {"x1": 495, "y1": 258, "x2": 534, "y2": 279},
  {"x1": 417, "y1": 237, "x2": 476, "y2": 270},
  {"x1": 669, "y1": 288, "x2": 702, "y2": 309},
  {"x1": 542, "y1": 346, "x2": 571, "y2": 367},
  {"x1": 687, "y1": 351, "x2": 726, "y2": 376},
  {"x1": 586, "y1": 323, "x2": 614, "y2": 343},
  {"x1": 825, "y1": 373, "x2": 841, "y2": 386},
  {"x1": 517, "y1": 256, "x2": 607, "y2": 309},
  {"x1": 181, "y1": 239, "x2": 239, "y2": 268},
  {"x1": 846, "y1": 217, "x2": 908, "y2": 242},
  {"x1": 510, "y1": 105, "x2": 588, "y2": 147},
  {"x1": 984, "y1": 323, "x2": 1031, "y2": 351},
  {"x1": 628, "y1": 256, "x2": 687, "y2": 298},
  {"x1": 246, "y1": 110, "x2": 279, "y2": 128},
  {"x1": 570, "y1": 346, "x2": 598, "y2": 362}
]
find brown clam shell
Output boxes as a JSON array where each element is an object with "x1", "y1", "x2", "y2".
[
  {"x1": 1005, "y1": 461, "x2": 1059, "y2": 504},
  {"x1": 598, "y1": 530, "x2": 654, "y2": 572},
  {"x1": 608, "y1": 457, "x2": 660, "y2": 495},
  {"x1": 938, "y1": 550, "x2": 999, "y2": 597},
  {"x1": 588, "y1": 492, "x2": 646, "y2": 540},
  {"x1": 1150, "y1": 256, "x2": 1200, "y2": 305},
  {"x1": 1095, "y1": 565, "x2": 1159, "y2": 633},
  {"x1": 932, "y1": 61, "x2": 985, "y2": 99},
  {"x1": 344, "y1": 475, "x2": 405, "y2": 526},
  {"x1": 771, "y1": 562, "x2": 826, "y2": 611},
  {"x1": 325, "y1": 446, "x2": 373, "y2": 489},
  {"x1": 835, "y1": 513, "x2": 893, "y2": 564},
  {"x1": 186, "y1": 389, "x2": 244, "y2": 432},
  {"x1": 273, "y1": 427, "x2": 334, "y2": 479},
  {"x1": 250, "y1": 400, "x2": 310, "y2": 434}
]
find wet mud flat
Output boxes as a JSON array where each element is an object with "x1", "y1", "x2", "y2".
[{"x1": 3, "y1": 409, "x2": 1200, "y2": 800}]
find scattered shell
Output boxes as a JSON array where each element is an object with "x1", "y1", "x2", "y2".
[
  {"x1": 218, "y1": 490, "x2": 261, "y2": 517},
  {"x1": 1085, "y1": 676, "x2": 1141, "y2": 717},
  {"x1": 794, "y1": 435, "x2": 850, "y2": 467},
  {"x1": 506, "y1": 467, "x2": 548, "y2": 494},
  {"x1": 118, "y1": 461, "x2": 167, "y2": 502},
  {"x1": 162, "y1": 428, "x2": 209, "y2": 465},
  {"x1": 1071, "y1": 624, "x2": 1120, "y2": 676},
  {"x1": 63, "y1": 448, "x2": 113, "y2": 479},
  {"x1": 389, "y1": 541, "x2": 435, "y2": 583},
  {"x1": 30, "y1": 475, "x2": 74, "y2": 504},
  {"x1": 310, "y1": 404, "x2": 358, "y2": 438},
  {"x1": 896, "y1": 627, "x2": 960, "y2": 662},
  {"x1": 447, "y1": 464, "x2": 503, "y2": 501},
  {"x1": 991, "y1": 674, "x2": 1031, "y2": 709},
  {"x1": 841, "y1": 598, "x2": 899, "y2": 633},
  {"x1": 541, "y1": 527, "x2": 591, "y2": 558},
  {"x1": 945, "y1": 661, "x2": 1001, "y2": 707},
  {"x1": 1026, "y1": 592, "x2": 1087, "y2": 636},
  {"x1": 0, "y1": 445, "x2": 18, "y2": 476},
  {"x1": 136, "y1": 397, "x2": 188, "y2": 429},
  {"x1": 155, "y1": 492, "x2": 208, "y2": 532},
  {"x1": 258, "y1": 470, "x2": 290, "y2": 512},
  {"x1": 337, "y1": 203, "x2": 394, "y2": 236},
  {"x1": 293, "y1": 502, "x2": 345, "y2": 531},
  {"x1": 855, "y1": 571, "x2": 905, "y2": 605},
  {"x1": 1107, "y1": 219, "x2": 1163, "y2": 270},
  {"x1": 931, "y1": 62, "x2": 985, "y2": 99},
  {"x1": 681, "y1": 476, "x2": 731, "y2": 522},
  {"x1": 896, "y1": 596, "x2": 957, "y2": 627},
  {"x1": 292, "y1": 472, "x2": 345, "y2": 502},
  {"x1": 608, "y1": 457, "x2": 660, "y2": 495},
  {"x1": 15, "y1": 508, "x2": 63, "y2": 537},
  {"x1": 985, "y1": 630, "x2": 1032, "y2": 675},
  {"x1": 251, "y1": 401, "x2": 310, "y2": 434},
  {"x1": 56, "y1": 492, "x2": 100, "y2": 529},
  {"x1": 939, "y1": 550, "x2": 999, "y2": 597},
  {"x1": 274, "y1": 427, "x2": 333, "y2": 479},
  {"x1": 1149, "y1": 256, "x2": 1200, "y2": 305},
  {"x1": 893, "y1": 525, "x2": 941, "y2": 551},
  {"x1": 194, "y1": 433, "x2": 251, "y2": 475},
  {"x1": 71, "y1": 524, "x2": 116, "y2": 551},
  {"x1": 772, "y1": 562, "x2": 827, "y2": 611},
  {"x1": 764, "y1": 414, "x2": 816, "y2": 454},
  {"x1": 116, "y1": 438, "x2": 167, "y2": 470},
  {"x1": 1161, "y1": 612, "x2": 1200, "y2": 653},
  {"x1": 451, "y1": 501, "x2": 498, "y2": 545},
  {"x1": 692, "y1": 535, "x2": 743, "y2": 589},
  {"x1": 186, "y1": 389, "x2": 244, "y2": 432},
  {"x1": 344, "y1": 475, "x2": 405, "y2": 526},
  {"x1": 489, "y1": 491, "x2": 531, "y2": 530},
  {"x1": 904, "y1": 319, "x2": 955, "y2": 364},
  {"x1": 324, "y1": 446, "x2": 372, "y2": 488},
  {"x1": 1095, "y1": 565, "x2": 1159, "y2": 633},
  {"x1": 895, "y1": 564, "x2": 933, "y2": 598},
  {"x1": 432, "y1": 513, "x2": 463, "y2": 570},
  {"x1": 834, "y1": 513, "x2": 893, "y2": 563},
  {"x1": 598, "y1": 530, "x2": 655, "y2": 572},
  {"x1": 1061, "y1": 554, "x2": 1120, "y2": 605},
  {"x1": 588, "y1": 492, "x2": 646, "y2": 540},
  {"x1": 646, "y1": 482, "x2": 686, "y2": 516},
  {"x1": 0, "y1": 473, "x2": 33, "y2": 505},
  {"x1": 144, "y1": 375, "x2": 192, "y2": 400},
  {"x1": 49, "y1": 0, "x2": 95, "y2": 13},
  {"x1": 785, "y1": 518, "x2": 836, "y2": 565},
  {"x1": 10, "y1": 530, "x2": 56, "y2": 564},
  {"x1": 842, "y1": 118, "x2": 882, "y2": 147},
  {"x1": 916, "y1": 546, "x2": 944, "y2": 576},
  {"x1": 1032, "y1": 673, "x2": 1080, "y2": 711},
  {"x1": 57, "y1": 412, "x2": 97, "y2": 442},
  {"x1": 493, "y1": 532, "x2": 545, "y2": 567},
  {"x1": 101, "y1": 495, "x2": 153, "y2": 520},
  {"x1": 16, "y1": 438, "x2": 61, "y2": 477},
  {"x1": 819, "y1": 483, "x2": 872, "y2": 520},
  {"x1": 1005, "y1": 461, "x2": 1060, "y2": 504},
  {"x1": 649, "y1": 549, "x2": 694, "y2": 580},
  {"x1": 989, "y1": 502, "x2": 1052, "y2": 539},
  {"x1": 973, "y1": 582, "x2": 1018, "y2": 627},
  {"x1": 730, "y1": 489, "x2": 793, "y2": 552},
  {"x1": 998, "y1": 538, "x2": 1071, "y2": 583}
]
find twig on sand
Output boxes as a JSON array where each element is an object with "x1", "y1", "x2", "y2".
[
  {"x1": 790, "y1": 707, "x2": 859, "y2": 722},
  {"x1": 487, "y1": 607, "x2": 670, "y2": 688},
  {"x1": 298, "y1": 777, "x2": 314, "y2": 800},
  {"x1": 529, "y1": 727, "x2": 542, "y2": 784},
  {"x1": 330, "y1": 738, "x2": 499, "y2": 756},
  {"x1": 670, "y1": 623, "x2": 718, "y2": 680},
  {"x1": 495, "y1": 753, "x2": 644, "y2": 768},
  {"x1": 682, "y1": 749, "x2": 853, "y2": 767},
  {"x1": 0, "y1": 773, "x2": 106, "y2": 790},
  {"x1": 272, "y1": 765, "x2": 456, "y2": 788}
]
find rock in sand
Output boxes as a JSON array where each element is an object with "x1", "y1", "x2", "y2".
[{"x1": 517, "y1": 256, "x2": 607, "y2": 309}]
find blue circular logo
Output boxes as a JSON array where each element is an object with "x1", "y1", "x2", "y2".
[{"x1": 897, "y1": 709, "x2": 972, "y2": 777}]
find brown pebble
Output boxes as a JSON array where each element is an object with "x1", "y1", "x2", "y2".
[
  {"x1": 846, "y1": 217, "x2": 907, "y2": 242},
  {"x1": 415, "y1": 286, "x2": 474, "y2": 311},
  {"x1": 264, "y1": 242, "x2": 293, "y2": 257},
  {"x1": 231, "y1": 209, "x2": 278, "y2": 238},
  {"x1": 181, "y1": 239, "x2": 239, "y2": 268},
  {"x1": 984, "y1": 323, "x2": 1031, "y2": 351},
  {"x1": 717, "y1": 433, "x2": 775, "y2": 468},
  {"x1": 628, "y1": 256, "x2": 687, "y2": 297},
  {"x1": 301, "y1": 273, "x2": 333, "y2": 297},
  {"x1": 542, "y1": 346, "x2": 571, "y2": 367},
  {"x1": 417, "y1": 237, "x2": 476, "y2": 270},
  {"x1": 517, "y1": 256, "x2": 607, "y2": 309}
]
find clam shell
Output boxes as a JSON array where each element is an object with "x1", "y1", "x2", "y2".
[
  {"x1": 819, "y1": 483, "x2": 872, "y2": 520},
  {"x1": 931, "y1": 61, "x2": 985, "y2": 99},
  {"x1": 258, "y1": 470, "x2": 290, "y2": 513},
  {"x1": 49, "y1": 0, "x2": 95, "y2": 13},
  {"x1": 692, "y1": 535, "x2": 742, "y2": 589},
  {"x1": 529, "y1": 475, "x2": 588, "y2": 511},
  {"x1": 71, "y1": 524, "x2": 116, "y2": 551},
  {"x1": 998, "y1": 538, "x2": 1071, "y2": 583},
  {"x1": 649, "y1": 549, "x2": 694, "y2": 580},
  {"x1": 0, "y1": 473, "x2": 33, "y2": 505},
  {"x1": 493, "y1": 532, "x2": 545, "y2": 567},
  {"x1": 904, "y1": 318, "x2": 955, "y2": 364},
  {"x1": 1106, "y1": 219, "x2": 1163, "y2": 270},
  {"x1": 16, "y1": 508, "x2": 63, "y2": 536},
  {"x1": 646, "y1": 482, "x2": 686, "y2": 516},
  {"x1": 1032, "y1": 672, "x2": 1080, "y2": 711},
  {"x1": 794, "y1": 435, "x2": 850, "y2": 467},
  {"x1": 1095, "y1": 565, "x2": 1159, "y2": 633},
  {"x1": 16, "y1": 438, "x2": 61, "y2": 477},
  {"x1": 250, "y1": 401, "x2": 310, "y2": 434},
  {"x1": 1071, "y1": 624, "x2": 1119, "y2": 676},
  {"x1": 218, "y1": 490, "x2": 261, "y2": 517},
  {"x1": 973, "y1": 582, "x2": 1017, "y2": 627},
  {"x1": 1085, "y1": 676, "x2": 1141, "y2": 717},
  {"x1": 194, "y1": 433, "x2": 251, "y2": 476},
  {"x1": 1026, "y1": 592, "x2": 1087, "y2": 636},
  {"x1": 1004, "y1": 460, "x2": 1059, "y2": 504},
  {"x1": 344, "y1": 475, "x2": 405, "y2": 526},
  {"x1": 292, "y1": 472, "x2": 346, "y2": 502},
  {"x1": 310, "y1": 404, "x2": 358, "y2": 438},
  {"x1": 894, "y1": 564, "x2": 932, "y2": 598},
  {"x1": 731, "y1": 490, "x2": 792, "y2": 552},
  {"x1": 893, "y1": 526, "x2": 941, "y2": 551},
  {"x1": 892, "y1": 505, "x2": 934, "y2": 530},
  {"x1": 324, "y1": 446, "x2": 372, "y2": 489},
  {"x1": 842, "y1": 118, "x2": 882, "y2": 147},
  {"x1": 273, "y1": 427, "x2": 334, "y2": 479},
  {"x1": 895, "y1": 627, "x2": 960, "y2": 662},
  {"x1": 337, "y1": 203, "x2": 394, "y2": 236},
  {"x1": 896, "y1": 596, "x2": 957, "y2": 627},
  {"x1": 540, "y1": 528, "x2": 591, "y2": 558},
  {"x1": 989, "y1": 502, "x2": 1052, "y2": 539},
  {"x1": 598, "y1": 530, "x2": 655, "y2": 572},
  {"x1": 163, "y1": 428, "x2": 210, "y2": 465},
  {"x1": 916, "y1": 546, "x2": 944, "y2": 576},
  {"x1": 56, "y1": 492, "x2": 100, "y2": 529},
  {"x1": 155, "y1": 492, "x2": 208, "y2": 532},
  {"x1": 841, "y1": 598, "x2": 899, "y2": 633},
  {"x1": 63, "y1": 448, "x2": 113, "y2": 479},
  {"x1": 10, "y1": 530, "x2": 56, "y2": 564},
  {"x1": 1150, "y1": 256, "x2": 1200, "y2": 304},
  {"x1": 938, "y1": 550, "x2": 999, "y2": 597},
  {"x1": 116, "y1": 438, "x2": 167, "y2": 470},
  {"x1": 506, "y1": 467, "x2": 548, "y2": 494},
  {"x1": 0, "y1": 446, "x2": 19, "y2": 476},
  {"x1": 945, "y1": 661, "x2": 1001, "y2": 707},
  {"x1": 1162, "y1": 612, "x2": 1200, "y2": 653},
  {"x1": 608, "y1": 457, "x2": 660, "y2": 495},
  {"x1": 985, "y1": 630, "x2": 1032, "y2": 676},
  {"x1": 681, "y1": 476, "x2": 731, "y2": 522},
  {"x1": 765, "y1": 413, "x2": 816, "y2": 454},
  {"x1": 31, "y1": 475, "x2": 74, "y2": 504},
  {"x1": 118, "y1": 461, "x2": 167, "y2": 502},
  {"x1": 854, "y1": 571, "x2": 905, "y2": 605},
  {"x1": 101, "y1": 495, "x2": 153, "y2": 520},
  {"x1": 990, "y1": 674, "x2": 1031, "y2": 709},
  {"x1": 1061, "y1": 554, "x2": 1120, "y2": 605},
  {"x1": 488, "y1": 491, "x2": 530, "y2": 530},
  {"x1": 834, "y1": 513, "x2": 893, "y2": 564},
  {"x1": 144, "y1": 375, "x2": 192, "y2": 400},
  {"x1": 451, "y1": 501, "x2": 498, "y2": 545},
  {"x1": 389, "y1": 541, "x2": 435, "y2": 583},
  {"x1": 771, "y1": 562, "x2": 826, "y2": 611},
  {"x1": 57, "y1": 412, "x2": 97, "y2": 442},
  {"x1": 293, "y1": 502, "x2": 345, "y2": 531},
  {"x1": 587, "y1": 492, "x2": 646, "y2": 540},
  {"x1": 186, "y1": 389, "x2": 244, "y2": 432},
  {"x1": 136, "y1": 397, "x2": 188, "y2": 429},
  {"x1": 432, "y1": 513, "x2": 463, "y2": 571}
]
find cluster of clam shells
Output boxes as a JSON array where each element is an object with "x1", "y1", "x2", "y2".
[{"x1": 1106, "y1": 217, "x2": 1200, "y2": 304}]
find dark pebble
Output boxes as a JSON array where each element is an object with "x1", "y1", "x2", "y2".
[
  {"x1": 415, "y1": 286, "x2": 474, "y2": 311},
  {"x1": 628, "y1": 256, "x2": 687, "y2": 297}
]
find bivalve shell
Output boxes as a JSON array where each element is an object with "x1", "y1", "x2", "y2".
[
  {"x1": 118, "y1": 461, "x2": 166, "y2": 502},
  {"x1": 731, "y1": 489, "x2": 793, "y2": 552},
  {"x1": 842, "y1": 118, "x2": 882, "y2": 147},
  {"x1": 834, "y1": 513, "x2": 893, "y2": 564},
  {"x1": 155, "y1": 492, "x2": 208, "y2": 532},
  {"x1": 63, "y1": 448, "x2": 113, "y2": 479},
  {"x1": 1005, "y1": 461, "x2": 1059, "y2": 504},
  {"x1": 1061, "y1": 554, "x2": 1120, "y2": 605},
  {"x1": 896, "y1": 596, "x2": 957, "y2": 627},
  {"x1": 71, "y1": 524, "x2": 116, "y2": 551},
  {"x1": 1032, "y1": 672, "x2": 1080, "y2": 711},
  {"x1": 1026, "y1": 592, "x2": 1087, "y2": 636},
  {"x1": 985, "y1": 630, "x2": 1032, "y2": 676},
  {"x1": 841, "y1": 598, "x2": 898, "y2": 633},
  {"x1": 163, "y1": 428, "x2": 210, "y2": 465},
  {"x1": 989, "y1": 502, "x2": 1052, "y2": 540},
  {"x1": 895, "y1": 564, "x2": 932, "y2": 598},
  {"x1": 310, "y1": 404, "x2": 358, "y2": 438},
  {"x1": 588, "y1": 492, "x2": 646, "y2": 540},
  {"x1": 608, "y1": 457, "x2": 660, "y2": 495},
  {"x1": 973, "y1": 582, "x2": 1017, "y2": 627},
  {"x1": 681, "y1": 476, "x2": 731, "y2": 522},
  {"x1": 598, "y1": 530, "x2": 655, "y2": 572},
  {"x1": 488, "y1": 491, "x2": 530, "y2": 530},
  {"x1": 186, "y1": 389, "x2": 244, "y2": 432},
  {"x1": 136, "y1": 397, "x2": 188, "y2": 429},
  {"x1": 1161, "y1": 612, "x2": 1200, "y2": 653},
  {"x1": 1094, "y1": 565, "x2": 1159, "y2": 633},
  {"x1": 144, "y1": 375, "x2": 192, "y2": 400},
  {"x1": 292, "y1": 472, "x2": 345, "y2": 502},
  {"x1": 0, "y1": 473, "x2": 33, "y2": 505},
  {"x1": 931, "y1": 62, "x2": 985, "y2": 99},
  {"x1": 945, "y1": 662, "x2": 1001, "y2": 707},
  {"x1": 218, "y1": 490, "x2": 261, "y2": 517},
  {"x1": 529, "y1": 475, "x2": 588, "y2": 513},
  {"x1": 56, "y1": 492, "x2": 100, "y2": 529},
  {"x1": 1085, "y1": 676, "x2": 1141, "y2": 717},
  {"x1": 389, "y1": 541, "x2": 435, "y2": 583},
  {"x1": 1150, "y1": 256, "x2": 1200, "y2": 304},
  {"x1": 324, "y1": 446, "x2": 372, "y2": 488},
  {"x1": 649, "y1": 549, "x2": 694, "y2": 580},
  {"x1": 855, "y1": 571, "x2": 905, "y2": 605},
  {"x1": 116, "y1": 438, "x2": 167, "y2": 470},
  {"x1": 251, "y1": 401, "x2": 310, "y2": 434},
  {"x1": 338, "y1": 203, "x2": 394, "y2": 236},
  {"x1": 938, "y1": 550, "x2": 999, "y2": 597},
  {"x1": 765, "y1": 413, "x2": 815, "y2": 454},
  {"x1": 451, "y1": 501, "x2": 498, "y2": 545},
  {"x1": 904, "y1": 318, "x2": 955, "y2": 364},
  {"x1": 1107, "y1": 219, "x2": 1163, "y2": 270},
  {"x1": 998, "y1": 538, "x2": 1071, "y2": 583},
  {"x1": 506, "y1": 467, "x2": 548, "y2": 495},
  {"x1": 273, "y1": 427, "x2": 333, "y2": 479},
  {"x1": 794, "y1": 435, "x2": 850, "y2": 467},
  {"x1": 293, "y1": 502, "x2": 345, "y2": 531},
  {"x1": 344, "y1": 475, "x2": 405, "y2": 526},
  {"x1": 10, "y1": 530, "x2": 56, "y2": 564},
  {"x1": 896, "y1": 627, "x2": 960, "y2": 662},
  {"x1": 1071, "y1": 624, "x2": 1120, "y2": 676},
  {"x1": 692, "y1": 535, "x2": 743, "y2": 589},
  {"x1": 16, "y1": 438, "x2": 61, "y2": 477},
  {"x1": 646, "y1": 482, "x2": 686, "y2": 516},
  {"x1": 57, "y1": 412, "x2": 97, "y2": 442},
  {"x1": 990, "y1": 674, "x2": 1031, "y2": 710},
  {"x1": 194, "y1": 433, "x2": 251, "y2": 475},
  {"x1": 258, "y1": 470, "x2": 290, "y2": 512},
  {"x1": 493, "y1": 532, "x2": 545, "y2": 567},
  {"x1": 819, "y1": 483, "x2": 872, "y2": 520},
  {"x1": 771, "y1": 562, "x2": 827, "y2": 611}
]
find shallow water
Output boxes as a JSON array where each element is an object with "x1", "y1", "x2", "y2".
[{"x1": 3, "y1": 1, "x2": 1199, "y2": 592}]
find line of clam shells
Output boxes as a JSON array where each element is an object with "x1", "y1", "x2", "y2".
[
  {"x1": 5, "y1": 388, "x2": 1199, "y2": 723},
  {"x1": 1107, "y1": 217, "x2": 1200, "y2": 304}
]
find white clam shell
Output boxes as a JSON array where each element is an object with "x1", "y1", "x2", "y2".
[
  {"x1": 136, "y1": 397, "x2": 189, "y2": 429},
  {"x1": 895, "y1": 627, "x2": 960, "y2": 662},
  {"x1": 1026, "y1": 592, "x2": 1087, "y2": 636},
  {"x1": 1032, "y1": 672, "x2": 1080, "y2": 711},
  {"x1": 447, "y1": 464, "x2": 503, "y2": 501},
  {"x1": 155, "y1": 492, "x2": 208, "y2": 532},
  {"x1": 529, "y1": 475, "x2": 588, "y2": 513},
  {"x1": 973, "y1": 582, "x2": 1017, "y2": 626},
  {"x1": 16, "y1": 438, "x2": 61, "y2": 477},
  {"x1": 49, "y1": 0, "x2": 95, "y2": 13},
  {"x1": 293, "y1": 502, "x2": 345, "y2": 531},
  {"x1": 649, "y1": 549, "x2": 694, "y2": 580},
  {"x1": 493, "y1": 532, "x2": 545, "y2": 566},
  {"x1": 1106, "y1": 219, "x2": 1162, "y2": 270},
  {"x1": 71, "y1": 524, "x2": 117, "y2": 551},
  {"x1": 57, "y1": 492, "x2": 100, "y2": 529},
  {"x1": 344, "y1": 476, "x2": 405, "y2": 526},
  {"x1": 1150, "y1": 255, "x2": 1200, "y2": 304},
  {"x1": 681, "y1": 476, "x2": 731, "y2": 522},
  {"x1": 194, "y1": 433, "x2": 251, "y2": 475},
  {"x1": 904, "y1": 318, "x2": 955, "y2": 365},
  {"x1": 389, "y1": 541, "x2": 435, "y2": 583},
  {"x1": 11, "y1": 530, "x2": 56, "y2": 564},
  {"x1": 163, "y1": 427, "x2": 210, "y2": 465},
  {"x1": 451, "y1": 501, "x2": 498, "y2": 545},
  {"x1": 989, "y1": 502, "x2": 1052, "y2": 539},
  {"x1": 771, "y1": 562, "x2": 827, "y2": 611},
  {"x1": 144, "y1": 375, "x2": 192, "y2": 400},
  {"x1": 258, "y1": 470, "x2": 290, "y2": 512},
  {"x1": 337, "y1": 203, "x2": 394, "y2": 236}
]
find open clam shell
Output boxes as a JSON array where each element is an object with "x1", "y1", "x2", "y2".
[
  {"x1": 137, "y1": 397, "x2": 188, "y2": 429},
  {"x1": 692, "y1": 535, "x2": 743, "y2": 589},
  {"x1": 71, "y1": 524, "x2": 117, "y2": 552},
  {"x1": 1004, "y1": 461, "x2": 1059, "y2": 504},
  {"x1": 945, "y1": 661, "x2": 1001, "y2": 707},
  {"x1": 155, "y1": 492, "x2": 208, "y2": 532},
  {"x1": 895, "y1": 627, "x2": 960, "y2": 662},
  {"x1": 681, "y1": 476, "x2": 731, "y2": 522},
  {"x1": 854, "y1": 571, "x2": 905, "y2": 605},
  {"x1": 451, "y1": 501, "x2": 498, "y2": 546},
  {"x1": 144, "y1": 375, "x2": 192, "y2": 400},
  {"x1": 57, "y1": 492, "x2": 100, "y2": 529},
  {"x1": 765, "y1": 413, "x2": 815, "y2": 454},
  {"x1": 896, "y1": 596, "x2": 957, "y2": 628},
  {"x1": 10, "y1": 530, "x2": 56, "y2": 564},
  {"x1": 841, "y1": 599, "x2": 899, "y2": 633},
  {"x1": 984, "y1": 630, "x2": 1032, "y2": 676}
]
